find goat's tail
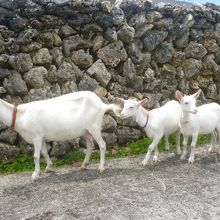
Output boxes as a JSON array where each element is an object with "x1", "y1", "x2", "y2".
[{"x1": 104, "y1": 104, "x2": 121, "y2": 117}]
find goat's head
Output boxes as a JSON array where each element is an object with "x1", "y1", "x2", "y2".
[
  {"x1": 175, "y1": 89, "x2": 202, "y2": 114},
  {"x1": 120, "y1": 98, "x2": 148, "y2": 118}
]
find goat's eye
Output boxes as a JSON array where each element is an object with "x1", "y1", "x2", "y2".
[
  {"x1": 129, "y1": 106, "x2": 134, "y2": 109},
  {"x1": 185, "y1": 102, "x2": 189, "y2": 105}
]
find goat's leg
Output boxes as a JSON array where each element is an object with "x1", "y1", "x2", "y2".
[
  {"x1": 41, "y1": 141, "x2": 53, "y2": 173},
  {"x1": 153, "y1": 146, "x2": 160, "y2": 163},
  {"x1": 32, "y1": 137, "x2": 43, "y2": 181},
  {"x1": 209, "y1": 130, "x2": 217, "y2": 152},
  {"x1": 90, "y1": 130, "x2": 106, "y2": 173},
  {"x1": 216, "y1": 128, "x2": 220, "y2": 154},
  {"x1": 81, "y1": 133, "x2": 94, "y2": 170},
  {"x1": 189, "y1": 133, "x2": 198, "y2": 164},
  {"x1": 181, "y1": 136, "x2": 188, "y2": 160},
  {"x1": 176, "y1": 129, "x2": 181, "y2": 155},
  {"x1": 165, "y1": 134, "x2": 169, "y2": 151},
  {"x1": 142, "y1": 136, "x2": 162, "y2": 166}
]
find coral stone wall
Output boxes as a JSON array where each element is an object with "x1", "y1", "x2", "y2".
[{"x1": 1, "y1": 0, "x2": 220, "y2": 160}]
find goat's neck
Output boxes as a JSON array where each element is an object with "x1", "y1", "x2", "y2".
[
  {"x1": 181, "y1": 110, "x2": 193, "y2": 120},
  {"x1": 135, "y1": 106, "x2": 149, "y2": 128},
  {"x1": 0, "y1": 99, "x2": 15, "y2": 127}
]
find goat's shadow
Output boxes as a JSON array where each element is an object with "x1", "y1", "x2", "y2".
[
  {"x1": 195, "y1": 152, "x2": 220, "y2": 173},
  {"x1": 2, "y1": 152, "x2": 220, "y2": 198},
  {"x1": 2, "y1": 167, "x2": 141, "y2": 198}
]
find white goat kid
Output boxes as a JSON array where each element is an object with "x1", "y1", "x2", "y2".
[
  {"x1": 120, "y1": 98, "x2": 182, "y2": 166},
  {"x1": 0, "y1": 91, "x2": 120, "y2": 180},
  {"x1": 175, "y1": 89, "x2": 220, "y2": 163}
]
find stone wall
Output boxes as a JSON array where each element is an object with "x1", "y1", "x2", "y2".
[{"x1": 1, "y1": 0, "x2": 220, "y2": 161}]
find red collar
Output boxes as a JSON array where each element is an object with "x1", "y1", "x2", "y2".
[{"x1": 11, "y1": 105, "x2": 17, "y2": 129}]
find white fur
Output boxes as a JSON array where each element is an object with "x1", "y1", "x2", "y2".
[
  {"x1": 0, "y1": 91, "x2": 120, "y2": 180},
  {"x1": 120, "y1": 98, "x2": 181, "y2": 166},
  {"x1": 176, "y1": 90, "x2": 220, "y2": 163}
]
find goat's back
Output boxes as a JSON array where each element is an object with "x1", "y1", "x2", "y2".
[
  {"x1": 151, "y1": 100, "x2": 181, "y2": 117},
  {"x1": 181, "y1": 102, "x2": 220, "y2": 135},
  {"x1": 21, "y1": 91, "x2": 103, "y2": 108},
  {"x1": 149, "y1": 100, "x2": 181, "y2": 135},
  {"x1": 197, "y1": 102, "x2": 220, "y2": 113},
  {"x1": 197, "y1": 102, "x2": 220, "y2": 130},
  {"x1": 16, "y1": 91, "x2": 107, "y2": 142}
]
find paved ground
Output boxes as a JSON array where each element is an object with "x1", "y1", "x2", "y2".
[{"x1": 0, "y1": 146, "x2": 220, "y2": 220}]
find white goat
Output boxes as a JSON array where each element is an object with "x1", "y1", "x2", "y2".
[
  {"x1": 120, "y1": 98, "x2": 182, "y2": 166},
  {"x1": 175, "y1": 89, "x2": 220, "y2": 163},
  {"x1": 0, "y1": 91, "x2": 120, "y2": 180}
]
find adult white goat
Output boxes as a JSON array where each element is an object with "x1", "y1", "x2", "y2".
[
  {"x1": 0, "y1": 91, "x2": 120, "y2": 180},
  {"x1": 120, "y1": 98, "x2": 182, "y2": 166},
  {"x1": 175, "y1": 89, "x2": 219, "y2": 163}
]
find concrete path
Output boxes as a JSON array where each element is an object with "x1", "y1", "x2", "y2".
[{"x1": 0, "y1": 146, "x2": 220, "y2": 220}]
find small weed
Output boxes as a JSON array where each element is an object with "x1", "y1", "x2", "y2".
[{"x1": 0, "y1": 155, "x2": 45, "y2": 174}]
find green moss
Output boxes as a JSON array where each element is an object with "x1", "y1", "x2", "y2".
[
  {"x1": 0, "y1": 155, "x2": 46, "y2": 174},
  {"x1": 196, "y1": 134, "x2": 210, "y2": 145},
  {"x1": 0, "y1": 134, "x2": 211, "y2": 174}
]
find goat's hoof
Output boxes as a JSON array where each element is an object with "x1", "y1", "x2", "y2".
[
  {"x1": 208, "y1": 147, "x2": 213, "y2": 152},
  {"x1": 188, "y1": 158, "x2": 194, "y2": 164},
  {"x1": 32, "y1": 173, "x2": 40, "y2": 181},
  {"x1": 180, "y1": 155, "x2": 185, "y2": 161},
  {"x1": 45, "y1": 166, "x2": 54, "y2": 173},
  {"x1": 81, "y1": 162, "x2": 89, "y2": 171},
  {"x1": 153, "y1": 156, "x2": 160, "y2": 163},
  {"x1": 177, "y1": 150, "x2": 182, "y2": 155},
  {"x1": 80, "y1": 166, "x2": 87, "y2": 171},
  {"x1": 165, "y1": 147, "x2": 169, "y2": 151},
  {"x1": 141, "y1": 160, "x2": 147, "y2": 167},
  {"x1": 98, "y1": 167, "x2": 105, "y2": 173}
]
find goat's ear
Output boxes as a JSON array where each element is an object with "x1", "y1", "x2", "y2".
[
  {"x1": 192, "y1": 89, "x2": 202, "y2": 100},
  {"x1": 117, "y1": 98, "x2": 126, "y2": 103},
  {"x1": 137, "y1": 97, "x2": 149, "y2": 106},
  {"x1": 175, "y1": 90, "x2": 183, "y2": 101}
]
